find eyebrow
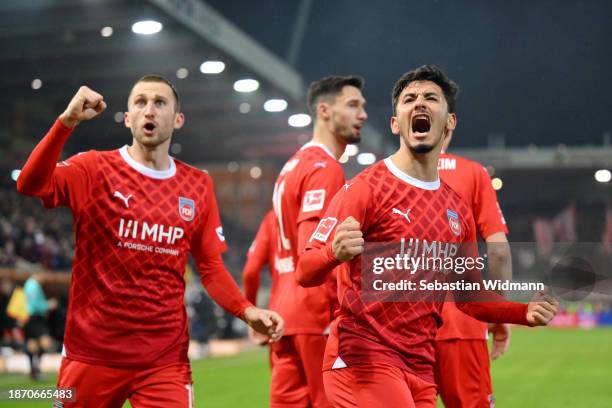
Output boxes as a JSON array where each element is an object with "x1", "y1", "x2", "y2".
[
  {"x1": 403, "y1": 91, "x2": 440, "y2": 99},
  {"x1": 132, "y1": 94, "x2": 169, "y2": 101}
]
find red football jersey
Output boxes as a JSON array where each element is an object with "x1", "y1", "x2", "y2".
[
  {"x1": 307, "y1": 158, "x2": 477, "y2": 384},
  {"x1": 243, "y1": 210, "x2": 278, "y2": 305},
  {"x1": 19, "y1": 121, "x2": 246, "y2": 368},
  {"x1": 437, "y1": 152, "x2": 509, "y2": 341},
  {"x1": 438, "y1": 153, "x2": 507, "y2": 239},
  {"x1": 270, "y1": 142, "x2": 345, "y2": 335}
]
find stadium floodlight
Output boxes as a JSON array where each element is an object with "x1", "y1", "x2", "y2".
[
  {"x1": 200, "y1": 61, "x2": 225, "y2": 74},
  {"x1": 357, "y1": 153, "x2": 376, "y2": 165},
  {"x1": 176, "y1": 68, "x2": 189, "y2": 79},
  {"x1": 288, "y1": 114, "x2": 311, "y2": 127},
  {"x1": 345, "y1": 144, "x2": 359, "y2": 157},
  {"x1": 250, "y1": 166, "x2": 262, "y2": 179},
  {"x1": 233, "y1": 79, "x2": 259, "y2": 93},
  {"x1": 11, "y1": 170, "x2": 21, "y2": 181},
  {"x1": 263, "y1": 99, "x2": 288, "y2": 112},
  {"x1": 492, "y1": 177, "x2": 504, "y2": 190},
  {"x1": 131, "y1": 20, "x2": 163, "y2": 35},
  {"x1": 239, "y1": 103, "x2": 251, "y2": 114},
  {"x1": 31, "y1": 79, "x2": 42, "y2": 90},
  {"x1": 595, "y1": 169, "x2": 611, "y2": 183},
  {"x1": 100, "y1": 26, "x2": 113, "y2": 37}
]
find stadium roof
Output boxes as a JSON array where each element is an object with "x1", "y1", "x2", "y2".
[
  {"x1": 1, "y1": 0, "x2": 611, "y2": 168},
  {"x1": 0, "y1": 0, "x2": 383, "y2": 165}
]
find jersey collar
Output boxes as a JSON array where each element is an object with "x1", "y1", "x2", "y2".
[
  {"x1": 118, "y1": 146, "x2": 176, "y2": 179},
  {"x1": 300, "y1": 142, "x2": 337, "y2": 161},
  {"x1": 384, "y1": 157, "x2": 440, "y2": 190}
]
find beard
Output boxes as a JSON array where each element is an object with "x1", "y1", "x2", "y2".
[
  {"x1": 342, "y1": 132, "x2": 361, "y2": 144},
  {"x1": 408, "y1": 142, "x2": 435, "y2": 154}
]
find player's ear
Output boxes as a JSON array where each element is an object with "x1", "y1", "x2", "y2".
[
  {"x1": 446, "y1": 113, "x2": 457, "y2": 132},
  {"x1": 316, "y1": 102, "x2": 330, "y2": 121},
  {"x1": 124, "y1": 111, "x2": 131, "y2": 129},
  {"x1": 390, "y1": 115, "x2": 400, "y2": 135},
  {"x1": 174, "y1": 112, "x2": 185, "y2": 129}
]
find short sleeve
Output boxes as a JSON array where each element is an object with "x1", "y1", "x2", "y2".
[{"x1": 297, "y1": 163, "x2": 345, "y2": 224}]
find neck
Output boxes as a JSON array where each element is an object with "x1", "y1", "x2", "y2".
[
  {"x1": 390, "y1": 140, "x2": 441, "y2": 182},
  {"x1": 310, "y1": 120, "x2": 346, "y2": 159},
  {"x1": 127, "y1": 140, "x2": 171, "y2": 171}
]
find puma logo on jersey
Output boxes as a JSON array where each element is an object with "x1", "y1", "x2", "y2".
[
  {"x1": 343, "y1": 183, "x2": 354, "y2": 191},
  {"x1": 314, "y1": 162, "x2": 327, "y2": 168},
  {"x1": 113, "y1": 191, "x2": 133, "y2": 208},
  {"x1": 56, "y1": 161, "x2": 71, "y2": 167},
  {"x1": 392, "y1": 208, "x2": 411, "y2": 223}
]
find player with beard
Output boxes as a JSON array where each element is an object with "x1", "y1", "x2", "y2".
[
  {"x1": 17, "y1": 75, "x2": 284, "y2": 407},
  {"x1": 269, "y1": 76, "x2": 367, "y2": 408},
  {"x1": 297, "y1": 65, "x2": 558, "y2": 407}
]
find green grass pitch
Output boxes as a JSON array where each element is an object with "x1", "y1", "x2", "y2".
[{"x1": 0, "y1": 328, "x2": 610, "y2": 407}]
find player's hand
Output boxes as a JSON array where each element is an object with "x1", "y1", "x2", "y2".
[
  {"x1": 488, "y1": 323, "x2": 511, "y2": 360},
  {"x1": 243, "y1": 306, "x2": 284, "y2": 343},
  {"x1": 332, "y1": 216, "x2": 364, "y2": 262},
  {"x1": 59, "y1": 86, "x2": 107, "y2": 128},
  {"x1": 526, "y1": 289, "x2": 559, "y2": 326},
  {"x1": 248, "y1": 326, "x2": 270, "y2": 346}
]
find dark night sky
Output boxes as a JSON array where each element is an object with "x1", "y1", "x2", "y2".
[{"x1": 207, "y1": 0, "x2": 612, "y2": 149}]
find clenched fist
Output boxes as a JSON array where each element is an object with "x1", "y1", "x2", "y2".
[
  {"x1": 332, "y1": 216, "x2": 364, "y2": 262},
  {"x1": 244, "y1": 306, "x2": 284, "y2": 343},
  {"x1": 59, "y1": 86, "x2": 107, "y2": 128},
  {"x1": 526, "y1": 290, "x2": 559, "y2": 326}
]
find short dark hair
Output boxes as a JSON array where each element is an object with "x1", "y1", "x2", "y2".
[
  {"x1": 129, "y1": 74, "x2": 181, "y2": 112},
  {"x1": 391, "y1": 65, "x2": 458, "y2": 115},
  {"x1": 307, "y1": 75, "x2": 364, "y2": 117}
]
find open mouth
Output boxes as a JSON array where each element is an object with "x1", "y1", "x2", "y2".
[
  {"x1": 143, "y1": 122, "x2": 156, "y2": 135},
  {"x1": 411, "y1": 115, "x2": 431, "y2": 134}
]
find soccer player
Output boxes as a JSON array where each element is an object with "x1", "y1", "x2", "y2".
[
  {"x1": 16, "y1": 76, "x2": 284, "y2": 407},
  {"x1": 242, "y1": 209, "x2": 278, "y2": 345},
  {"x1": 435, "y1": 132, "x2": 512, "y2": 407},
  {"x1": 297, "y1": 65, "x2": 558, "y2": 408},
  {"x1": 23, "y1": 273, "x2": 57, "y2": 380},
  {"x1": 269, "y1": 76, "x2": 367, "y2": 407}
]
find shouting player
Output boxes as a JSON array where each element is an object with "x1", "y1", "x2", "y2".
[
  {"x1": 268, "y1": 76, "x2": 367, "y2": 407},
  {"x1": 17, "y1": 75, "x2": 283, "y2": 407},
  {"x1": 435, "y1": 131, "x2": 513, "y2": 407},
  {"x1": 297, "y1": 65, "x2": 558, "y2": 407}
]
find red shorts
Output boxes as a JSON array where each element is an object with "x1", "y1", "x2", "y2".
[
  {"x1": 323, "y1": 363, "x2": 437, "y2": 408},
  {"x1": 435, "y1": 339, "x2": 494, "y2": 408},
  {"x1": 270, "y1": 334, "x2": 330, "y2": 408},
  {"x1": 56, "y1": 357, "x2": 193, "y2": 407}
]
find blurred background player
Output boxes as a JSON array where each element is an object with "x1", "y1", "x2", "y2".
[
  {"x1": 23, "y1": 272, "x2": 57, "y2": 380},
  {"x1": 16, "y1": 75, "x2": 283, "y2": 407},
  {"x1": 243, "y1": 209, "x2": 278, "y2": 346},
  {"x1": 269, "y1": 75, "x2": 367, "y2": 408},
  {"x1": 435, "y1": 131, "x2": 513, "y2": 407},
  {"x1": 298, "y1": 65, "x2": 559, "y2": 408}
]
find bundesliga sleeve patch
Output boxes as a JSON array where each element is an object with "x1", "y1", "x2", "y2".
[
  {"x1": 302, "y1": 189, "x2": 326, "y2": 212},
  {"x1": 310, "y1": 217, "x2": 338, "y2": 243},
  {"x1": 216, "y1": 226, "x2": 225, "y2": 242}
]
